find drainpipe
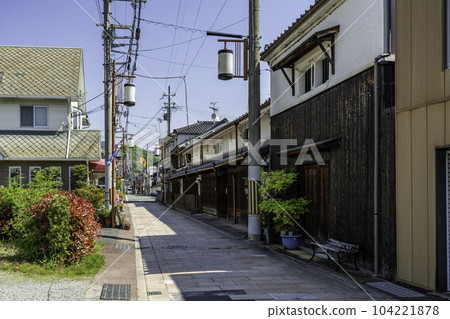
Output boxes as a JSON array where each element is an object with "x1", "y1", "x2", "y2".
[
  {"x1": 374, "y1": 0, "x2": 392, "y2": 276},
  {"x1": 66, "y1": 125, "x2": 72, "y2": 159}
]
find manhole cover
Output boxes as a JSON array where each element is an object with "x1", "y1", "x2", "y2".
[
  {"x1": 148, "y1": 291, "x2": 162, "y2": 296},
  {"x1": 100, "y1": 284, "x2": 131, "y2": 301},
  {"x1": 114, "y1": 243, "x2": 131, "y2": 250},
  {"x1": 366, "y1": 282, "x2": 425, "y2": 299}
]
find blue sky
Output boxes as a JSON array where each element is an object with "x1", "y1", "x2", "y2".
[{"x1": 0, "y1": 0, "x2": 315, "y2": 149}]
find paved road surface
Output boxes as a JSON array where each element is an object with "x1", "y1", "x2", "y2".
[{"x1": 129, "y1": 202, "x2": 393, "y2": 301}]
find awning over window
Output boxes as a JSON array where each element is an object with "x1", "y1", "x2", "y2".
[{"x1": 271, "y1": 25, "x2": 340, "y2": 72}]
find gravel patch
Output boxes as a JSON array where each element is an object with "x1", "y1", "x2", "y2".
[{"x1": 0, "y1": 271, "x2": 93, "y2": 301}]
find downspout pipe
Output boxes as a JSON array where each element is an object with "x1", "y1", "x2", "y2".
[{"x1": 374, "y1": 0, "x2": 392, "y2": 276}]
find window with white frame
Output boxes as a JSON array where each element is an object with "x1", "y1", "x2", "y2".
[
  {"x1": 20, "y1": 106, "x2": 48, "y2": 128},
  {"x1": 9, "y1": 166, "x2": 21, "y2": 185},
  {"x1": 321, "y1": 59, "x2": 330, "y2": 84},
  {"x1": 295, "y1": 46, "x2": 331, "y2": 96},
  {"x1": 304, "y1": 65, "x2": 314, "y2": 93},
  {"x1": 29, "y1": 166, "x2": 41, "y2": 182}
]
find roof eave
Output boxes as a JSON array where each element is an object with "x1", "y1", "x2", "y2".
[
  {"x1": 0, "y1": 95, "x2": 81, "y2": 100},
  {"x1": 261, "y1": 0, "x2": 330, "y2": 61}
]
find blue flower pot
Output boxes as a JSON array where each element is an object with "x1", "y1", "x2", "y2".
[{"x1": 280, "y1": 234, "x2": 302, "y2": 250}]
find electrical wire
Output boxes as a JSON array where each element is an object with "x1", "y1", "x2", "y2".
[
  {"x1": 137, "y1": 54, "x2": 215, "y2": 70},
  {"x1": 174, "y1": 0, "x2": 230, "y2": 92},
  {"x1": 140, "y1": 18, "x2": 208, "y2": 34},
  {"x1": 175, "y1": 0, "x2": 203, "y2": 92},
  {"x1": 137, "y1": 16, "x2": 247, "y2": 52},
  {"x1": 165, "y1": 0, "x2": 183, "y2": 88}
]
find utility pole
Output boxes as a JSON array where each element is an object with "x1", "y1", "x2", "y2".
[
  {"x1": 247, "y1": 0, "x2": 262, "y2": 241},
  {"x1": 163, "y1": 86, "x2": 176, "y2": 135},
  {"x1": 103, "y1": 0, "x2": 112, "y2": 210}
]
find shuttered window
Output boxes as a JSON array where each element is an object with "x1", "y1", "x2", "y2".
[{"x1": 20, "y1": 106, "x2": 33, "y2": 127}]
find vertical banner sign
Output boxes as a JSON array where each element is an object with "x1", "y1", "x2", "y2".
[{"x1": 248, "y1": 180, "x2": 258, "y2": 215}]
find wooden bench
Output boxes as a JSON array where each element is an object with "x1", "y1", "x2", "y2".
[{"x1": 310, "y1": 238, "x2": 360, "y2": 270}]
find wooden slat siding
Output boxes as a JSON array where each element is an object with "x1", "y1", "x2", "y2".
[
  {"x1": 226, "y1": 167, "x2": 249, "y2": 223},
  {"x1": 201, "y1": 172, "x2": 217, "y2": 215},
  {"x1": 379, "y1": 63, "x2": 397, "y2": 279},
  {"x1": 303, "y1": 165, "x2": 329, "y2": 242},
  {"x1": 174, "y1": 194, "x2": 198, "y2": 212},
  {"x1": 270, "y1": 64, "x2": 396, "y2": 279},
  {"x1": 216, "y1": 173, "x2": 228, "y2": 217}
]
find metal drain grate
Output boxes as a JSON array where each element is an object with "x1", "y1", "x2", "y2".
[
  {"x1": 163, "y1": 245, "x2": 188, "y2": 249},
  {"x1": 100, "y1": 284, "x2": 131, "y2": 300},
  {"x1": 148, "y1": 291, "x2": 162, "y2": 296},
  {"x1": 114, "y1": 243, "x2": 131, "y2": 250},
  {"x1": 170, "y1": 290, "x2": 246, "y2": 301},
  {"x1": 270, "y1": 293, "x2": 317, "y2": 300},
  {"x1": 366, "y1": 282, "x2": 425, "y2": 299}
]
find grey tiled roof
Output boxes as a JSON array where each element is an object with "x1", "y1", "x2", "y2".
[
  {"x1": 0, "y1": 46, "x2": 82, "y2": 97},
  {"x1": 0, "y1": 130, "x2": 100, "y2": 160},
  {"x1": 261, "y1": 0, "x2": 326, "y2": 58},
  {"x1": 173, "y1": 119, "x2": 228, "y2": 135}
]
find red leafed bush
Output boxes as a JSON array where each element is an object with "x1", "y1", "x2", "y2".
[
  {"x1": 65, "y1": 193, "x2": 100, "y2": 263},
  {"x1": 15, "y1": 192, "x2": 100, "y2": 264}
]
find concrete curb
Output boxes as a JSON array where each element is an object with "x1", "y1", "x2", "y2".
[{"x1": 129, "y1": 203, "x2": 148, "y2": 301}]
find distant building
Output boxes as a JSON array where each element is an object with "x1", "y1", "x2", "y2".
[
  {"x1": 0, "y1": 46, "x2": 101, "y2": 190},
  {"x1": 158, "y1": 120, "x2": 228, "y2": 203},
  {"x1": 162, "y1": 101, "x2": 270, "y2": 223}
]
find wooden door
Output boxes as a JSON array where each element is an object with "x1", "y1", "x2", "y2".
[{"x1": 303, "y1": 164, "x2": 329, "y2": 241}]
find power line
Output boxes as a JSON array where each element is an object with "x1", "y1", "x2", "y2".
[
  {"x1": 140, "y1": 18, "x2": 208, "y2": 34},
  {"x1": 165, "y1": 0, "x2": 183, "y2": 87},
  {"x1": 176, "y1": 0, "x2": 203, "y2": 92},
  {"x1": 174, "y1": 0, "x2": 229, "y2": 92},
  {"x1": 137, "y1": 54, "x2": 215, "y2": 69},
  {"x1": 137, "y1": 16, "x2": 247, "y2": 52}
]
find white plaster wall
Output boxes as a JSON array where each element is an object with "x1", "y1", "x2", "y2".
[
  {"x1": 270, "y1": 0, "x2": 384, "y2": 116},
  {"x1": 0, "y1": 98, "x2": 69, "y2": 130}
]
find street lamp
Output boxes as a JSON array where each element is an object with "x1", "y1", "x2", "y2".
[{"x1": 208, "y1": 0, "x2": 262, "y2": 241}]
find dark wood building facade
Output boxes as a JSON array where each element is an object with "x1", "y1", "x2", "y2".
[{"x1": 270, "y1": 65, "x2": 396, "y2": 278}]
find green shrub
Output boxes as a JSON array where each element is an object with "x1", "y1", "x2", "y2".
[
  {"x1": 71, "y1": 164, "x2": 90, "y2": 189},
  {"x1": 28, "y1": 167, "x2": 63, "y2": 192},
  {"x1": 0, "y1": 185, "x2": 31, "y2": 238},
  {"x1": 96, "y1": 207, "x2": 111, "y2": 218},
  {"x1": 259, "y1": 169, "x2": 310, "y2": 234},
  {"x1": 72, "y1": 186, "x2": 104, "y2": 209},
  {"x1": 46, "y1": 194, "x2": 71, "y2": 264},
  {"x1": 0, "y1": 167, "x2": 63, "y2": 239},
  {"x1": 12, "y1": 193, "x2": 100, "y2": 264}
]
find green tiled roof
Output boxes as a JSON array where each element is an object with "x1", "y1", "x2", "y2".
[
  {"x1": 0, "y1": 130, "x2": 100, "y2": 160},
  {"x1": 0, "y1": 46, "x2": 82, "y2": 98}
]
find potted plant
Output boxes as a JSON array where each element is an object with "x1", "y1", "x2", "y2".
[
  {"x1": 259, "y1": 169, "x2": 310, "y2": 250},
  {"x1": 123, "y1": 219, "x2": 131, "y2": 230}
]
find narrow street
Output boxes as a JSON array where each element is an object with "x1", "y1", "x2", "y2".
[{"x1": 126, "y1": 198, "x2": 394, "y2": 301}]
